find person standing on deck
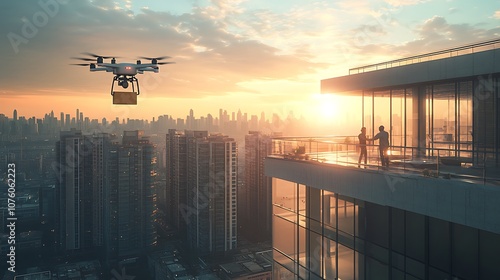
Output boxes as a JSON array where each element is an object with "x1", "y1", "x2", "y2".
[
  {"x1": 370, "y1": 125, "x2": 390, "y2": 168},
  {"x1": 358, "y1": 127, "x2": 367, "y2": 168}
]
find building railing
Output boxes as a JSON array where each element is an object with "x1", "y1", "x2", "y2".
[
  {"x1": 270, "y1": 136, "x2": 499, "y2": 186},
  {"x1": 348, "y1": 38, "x2": 500, "y2": 75}
]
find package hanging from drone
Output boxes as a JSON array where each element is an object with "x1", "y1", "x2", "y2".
[{"x1": 112, "y1": 91, "x2": 137, "y2": 105}]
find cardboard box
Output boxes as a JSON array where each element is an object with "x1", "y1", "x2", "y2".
[{"x1": 112, "y1": 91, "x2": 137, "y2": 105}]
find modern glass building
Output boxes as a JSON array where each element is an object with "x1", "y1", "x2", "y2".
[{"x1": 266, "y1": 39, "x2": 500, "y2": 280}]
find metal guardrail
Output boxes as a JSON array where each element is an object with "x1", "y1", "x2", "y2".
[
  {"x1": 348, "y1": 38, "x2": 500, "y2": 75},
  {"x1": 270, "y1": 136, "x2": 499, "y2": 185}
]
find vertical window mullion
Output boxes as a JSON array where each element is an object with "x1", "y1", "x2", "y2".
[{"x1": 335, "y1": 193, "x2": 339, "y2": 280}]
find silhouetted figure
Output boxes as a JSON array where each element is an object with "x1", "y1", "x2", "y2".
[
  {"x1": 358, "y1": 127, "x2": 367, "y2": 168},
  {"x1": 371, "y1": 125, "x2": 390, "y2": 168}
]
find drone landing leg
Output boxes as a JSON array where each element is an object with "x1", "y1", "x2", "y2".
[
  {"x1": 110, "y1": 76, "x2": 118, "y2": 96},
  {"x1": 134, "y1": 77, "x2": 140, "y2": 95}
]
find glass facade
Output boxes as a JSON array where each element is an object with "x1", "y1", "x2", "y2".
[
  {"x1": 272, "y1": 178, "x2": 500, "y2": 280},
  {"x1": 360, "y1": 77, "x2": 500, "y2": 164}
]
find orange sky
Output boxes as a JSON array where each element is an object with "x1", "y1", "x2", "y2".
[{"x1": 1, "y1": 0, "x2": 499, "y2": 136}]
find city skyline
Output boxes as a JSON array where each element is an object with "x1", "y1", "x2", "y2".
[
  {"x1": 1, "y1": 1, "x2": 499, "y2": 122},
  {"x1": 1, "y1": 104, "x2": 361, "y2": 136}
]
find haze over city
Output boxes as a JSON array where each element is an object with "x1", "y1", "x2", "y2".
[{"x1": 1, "y1": 0, "x2": 499, "y2": 128}]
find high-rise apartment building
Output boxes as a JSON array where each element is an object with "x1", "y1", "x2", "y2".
[
  {"x1": 55, "y1": 129, "x2": 95, "y2": 254},
  {"x1": 56, "y1": 129, "x2": 156, "y2": 261},
  {"x1": 182, "y1": 132, "x2": 238, "y2": 256},
  {"x1": 165, "y1": 129, "x2": 189, "y2": 235},
  {"x1": 115, "y1": 131, "x2": 156, "y2": 258},
  {"x1": 166, "y1": 130, "x2": 238, "y2": 256},
  {"x1": 90, "y1": 133, "x2": 115, "y2": 249},
  {"x1": 242, "y1": 131, "x2": 272, "y2": 242}
]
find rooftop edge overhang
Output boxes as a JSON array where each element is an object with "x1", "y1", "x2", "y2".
[
  {"x1": 265, "y1": 157, "x2": 500, "y2": 234},
  {"x1": 321, "y1": 48, "x2": 500, "y2": 94}
]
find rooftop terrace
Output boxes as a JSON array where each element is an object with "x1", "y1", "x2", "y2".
[{"x1": 270, "y1": 136, "x2": 500, "y2": 187}]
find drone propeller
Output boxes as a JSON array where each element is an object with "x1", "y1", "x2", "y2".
[
  {"x1": 139, "y1": 56, "x2": 171, "y2": 61},
  {"x1": 157, "y1": 62, "x2": 176, "y2": 65},
  {"x1": 71, "y1": 57, "x2": 96, "y2": 62},
  {"x1": 70, "y1": 63, "x2": 92, "y2": 66},
  {"x1": 81, "y1": 52, "x2": 120, "y2": 59}
]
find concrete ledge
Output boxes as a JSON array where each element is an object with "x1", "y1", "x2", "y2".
[{"x1": 265, "y1": 157, "x2": 500, "y2": 234}]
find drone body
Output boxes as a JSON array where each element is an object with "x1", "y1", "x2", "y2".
[{"x1": 71, "y1": 53, "x2": 174, "y2": 104}]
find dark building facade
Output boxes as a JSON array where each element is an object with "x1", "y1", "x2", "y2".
[
  {"x1": 242, "y1": 131, "x2": 272, "y2": 242},
  {"x1": 166, "y1": 131, "x2": 238, "y2": 256},
  {"x1": 165, "y1": 129, "x2": 189, "y2": 236},
  {"x1": 55, "y1": 129, "x2": 156, "y2": 262},
  {"x1": 186, "y1": 132, "x2": 238, "y2": 256},
  {"x1": 114, "y1": 131, "x2": 156, "y2": 258},
  {"x1": 55, "y1": 129, "x2": 95, "y2": 254}
]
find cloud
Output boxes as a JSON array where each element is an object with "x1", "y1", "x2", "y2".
[
  {"x1": 0, "y1": 0, "x2": 326, "y2": 99},
  {"x1": 384, "y1": 0, "x2": 428, "y2": 7},
  {"x1": 494, "y1": 10, "x2": 500, "y2": 19},
  {"x1": 342, "y1": 15, "x2": 500, "y2": 69},
  {"x1": 418, "y1": 16, "x2": 449, "y2": 40},
  {"x1": 413, "y1": 15, "x2": 500, "y2": 47},
  {"x1": 448, "y1": 7, "x2": 459, "y2": 14},
  {"x1": 336, "y1": 0, "x2": 382, "y2": 18}
]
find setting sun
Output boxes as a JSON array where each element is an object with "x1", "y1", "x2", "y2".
[{"x1": 310, "y1": 93, "x2": 340, "y2": 119}]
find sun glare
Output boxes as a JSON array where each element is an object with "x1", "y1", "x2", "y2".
[{"x1": 310, "y1": 93, "x2": 340, "y2": 120}]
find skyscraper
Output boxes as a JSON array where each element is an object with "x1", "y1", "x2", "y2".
[
  {"x1": 115, "y1": 130, "x2": 156, "y2": 258},
  {"x1": 55, "y1": 129, "x2": 94, "y2": 254},
  {"x1": 242, "y1": 131, "x2": 272, "y2": 242},
  {"x1": 90, "y1": 133, "x2": 114, "y2": 249},
  {"x1": 185, "y1": 132, "x2": 238, "y2": 256},
  {"x1": 65, "y1": 114, "x2": 70, "y2": 129},
  {"x1": 165, "y1": 129, "x2": 189, "y2": 236},
  {"x1": 55, "y1": 129, "x2": 156, "y2": 261},
  {"x1": 60, "y1": 112, "x2": 64, "y2": 128}
]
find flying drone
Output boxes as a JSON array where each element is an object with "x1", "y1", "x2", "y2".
[{"x1": 71, "y1": 52, "x2": 174, "y2": 104}]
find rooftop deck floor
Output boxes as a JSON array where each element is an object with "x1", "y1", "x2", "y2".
[{"x1": 273, "y1": 151, "x2": 500, "y2": 186}]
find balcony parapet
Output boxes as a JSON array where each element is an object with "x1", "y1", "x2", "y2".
[{"x1": 270, "y1": 136, "x2": 500, "y2": 186}]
